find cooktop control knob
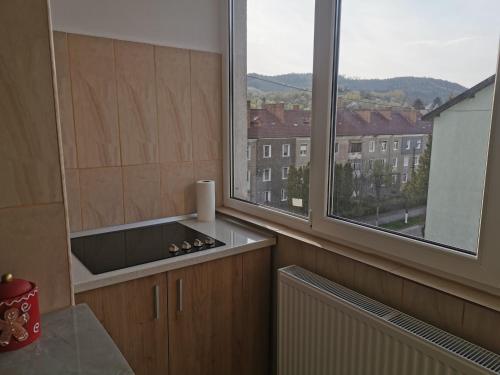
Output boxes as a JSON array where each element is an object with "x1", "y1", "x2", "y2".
[
  {"x1": 193, "y1": 239, "x2": 204, "y2": 248},
  {"x1": 168, "y1": 243, "x2": 180, "y2": 253},
  {"x1": 204, "y1": 237, "x2": 215, "y2": 246},
  {"x1": 181, "y1": 241, "x2": 192, "y2": 251}
]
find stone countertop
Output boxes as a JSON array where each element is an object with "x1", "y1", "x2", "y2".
[
  {"x1": 71, "y1": 214, "x2": 276, "y2": 293},
  {"x1": 0, "y1": 304, "x2": 133, "y2": 375}
]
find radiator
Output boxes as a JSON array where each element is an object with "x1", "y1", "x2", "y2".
[{"x1": 278, "y1": 266, "x2": 500, "y2": 375}]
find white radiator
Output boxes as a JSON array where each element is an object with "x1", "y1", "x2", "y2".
[{"x1": 278, "y1": 266, "x2": 500, "y2": 375}]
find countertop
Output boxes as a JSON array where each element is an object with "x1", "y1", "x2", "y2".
[
  {"x1": 0, "y1": 304, "x2": 133, "y2": 375},
  {"x1": 71, "y1": 215, "x2": 276, "y2": 293}
]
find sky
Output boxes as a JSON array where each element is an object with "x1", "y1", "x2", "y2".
[{"x1": 247, "y1": 0, "x2": 500, "y2": 87}]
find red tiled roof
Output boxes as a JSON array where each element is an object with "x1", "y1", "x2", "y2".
[{"x1": 248, "y1": 108, "x2": 432, "y2": 139}]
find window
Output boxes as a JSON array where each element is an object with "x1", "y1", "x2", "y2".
[
  {"x1": 229, "y1": 0, "x2": 500, "y2": 291},
  {"x1": 282, "y1": 166, "x2": 289, "y2": 180},
  {"x1": 369, "y1": 140, "x2": 375, "y2": 152},
  {"x1": 263, "y1": 145, "x2": 271, "y2": 158},
  {"x1": 300, "y1": 144, "x2": 308, "y2": 156},
  {"x1": 349, "y1": 142, "x2": 362, "y2": 153},
  {"x1": 262, "y1": 168, "x2": 271, "y2": 182},
  {"x1": 282, "y1": 144, "x2": 291, "y2": 157},
  {"x1": 381, "y1": 141, "x2": 388, "y2": 152},
  {"x1": 263, "y1": 191, "x2": 271, "y2": 203},
  {"x1": 230, "y1": 0, "x2": 313, "y2": 217},
  {"x1": 281, "y1": 189, "x2": 288, "y2": 201},
  {"x1": 392, "y1": 157, "x2": 398, "y2": 169},
  {"x1": 247, "y1": 145, "x2": 251, "y2": 160}
]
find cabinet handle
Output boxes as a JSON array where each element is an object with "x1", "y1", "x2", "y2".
[
  {"x1": 153, "y1": 284, "x2": 160, "y2": 320},
  {"x1": 177, "y1": 278, "x2": 183, "y2": 312}
]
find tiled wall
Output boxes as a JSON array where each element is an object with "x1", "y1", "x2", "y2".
[
  {"x1": 273, "y1": 234, "x2": 500, "y2": 355},
  {"x1": 53, "y1": 32, "x2": 223, "y2": 232},
  {"x1": 0, "y1": 0, "x2": 71, "y2": 313}
]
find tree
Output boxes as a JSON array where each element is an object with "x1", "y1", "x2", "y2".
[
  {"x1": 412, "y1": 98, "x2": 425, "y2": 110},
  {"x1": 287, "y1": 164, "x2": 310, "y2": 215},
  {"x1": 432, "y1": 96, "x2": 442, "y2": 108},
  {"x1": 403, "y1": 136, "x2": 432, "y2": 207},
  {"x1": 332, "y1": 163, "x2": 354, "y2": 215}
]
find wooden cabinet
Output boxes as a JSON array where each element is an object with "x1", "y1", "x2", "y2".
[
  {"x1": 76, "y1": 247, "x2": 271, "y2": 375},
  {"x1": 75, "y1": 273, "x2": 168, "y2": 375}
]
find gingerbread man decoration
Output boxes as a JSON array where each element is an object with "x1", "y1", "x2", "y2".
[{"x1": 0, "y1": 307, "x2": 29, "y2": 346}]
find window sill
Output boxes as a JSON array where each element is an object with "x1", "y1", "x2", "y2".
[{"x1": 217, "y1": 206, "x2": 500, "y2": 313}]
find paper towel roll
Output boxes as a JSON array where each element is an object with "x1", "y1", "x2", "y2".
[{"x1": 196, "y1": 180, "x2": 215, "y2": 221}]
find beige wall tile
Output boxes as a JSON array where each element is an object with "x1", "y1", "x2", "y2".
[
  {"x1": 161, "y1": 162, "x2": 195, "y2": 217},
  {"x1": 123, "y1": 164, "x2": 162, "y2": 223},
  {"x1": 190, "y1": 51, "x2": 222, "y2": 161},
  {"x1": 0, "y1": 203, "x2": 71, "y2": 313},
  {"x1": 80, "y1": 167, "x2": 124, "y2": 229},
  {"x1": 0, "y1": 1, "x2": 62, "y2": 208},
  {"x1": 354, "y1": 262, "x2": 403, "y2": 309},
  {"x1": 194, "y1": 160, "x2": 223, "y2": 207},
  {"x1": 156, "y1": 46, "x2": 192, "y2": 163},
  {"x1": 401, "y1": 280, "x2": 464, "y2": 336},
  {"x1": 315, "y1": 250, "x2": 356, "y2": 289},
  {"x1": 463, "y1": 302, "x2": 500, "y2": 354},
  {"x1": 64, "y1": 169, "x2": 82, "y2": 232},
  {"x1": 115, "y1": 40, "x2": 158, "y2": 165},
  {"x1": 53, "y1": 31, "x2": 77, "y2": 169},
  {"x1": 68, "y1": 34, "x2": 120, "y2": 168}
]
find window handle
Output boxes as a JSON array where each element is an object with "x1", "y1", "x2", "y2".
[
  {"x1": 153, "y1": 284, "x2": 160, "y2": 320},
  {"x1": 177, "y1": 279, "x2": 183, "y2": 312}
]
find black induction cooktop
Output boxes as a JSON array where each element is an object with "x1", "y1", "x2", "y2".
[{"x1": 71, "y1": 222, "x2": 225, "y2": 275}]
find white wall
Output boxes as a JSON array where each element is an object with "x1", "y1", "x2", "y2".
[
  {"x1": 425, "y1": 84, "x2": 494, "y2": 253},
  {"x1": 50, "y1": 0, "x2": 223, "y2": 52}
]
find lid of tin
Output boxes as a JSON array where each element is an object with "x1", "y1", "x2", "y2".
[{"x1": 0, "y1": 273, "x2": 33, "y2": 300}]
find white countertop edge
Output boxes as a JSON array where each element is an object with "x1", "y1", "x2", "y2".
[{"x1": 71, "y1": 216, "x2": 276, "y2": 293}]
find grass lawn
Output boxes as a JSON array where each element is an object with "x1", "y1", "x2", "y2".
[{"x1": 381, "y1": 215, "x2": 426, "y2": 230}]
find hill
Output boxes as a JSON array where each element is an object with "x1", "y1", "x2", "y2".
[{"x1": 247, "y1": 73, "x2": 467, "y2": 105}]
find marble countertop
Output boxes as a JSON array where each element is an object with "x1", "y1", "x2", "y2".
[
  {"x1": 71, "y1": 214, "x2": 276, "y2": 293},
  {"x1": 0, "y1": 304, "x2": 133, "y2": 375}
]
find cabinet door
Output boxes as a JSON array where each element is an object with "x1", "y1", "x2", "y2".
[
  {"x1": 167, "y1": 255, "x2": 243, "y2": 375},
  {"x1": 75, "y1": 274, "x2": 168, "y2": 375}
]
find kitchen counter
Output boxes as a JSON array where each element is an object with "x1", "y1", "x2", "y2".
[
  {"x1": 71, "y1": 214, "x2": 275, "y2": 293},
  {"x1": 0, "y1": 304, "x2": 133, "y2": 375}
]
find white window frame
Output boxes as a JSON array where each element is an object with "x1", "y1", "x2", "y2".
[
  {"x1": 263, "y1": 190, "x2": 271, "y2": 203},
  {"x1": 263, "y1": 144, "x2": 271, "y2": 158},
  {"x1": 282, "y1": 144, "x2": 291, "y2": 157},
  {"x1": 282, "y1": 166, "x2": 289, "y2": 180},
  {"x1": 402, "y1": 173, "x2": 408, "y2": 183},
  {"x1": 300, "y1": 143, "x2": 308, "y2": 156},
  {"x1": 247, "y1": 144, "x2": 251, "y2": 160},
  {"x1": 406, "y1": 139, "x2": 411, "y2": 150},
  {"x1": 223, "y1": 0, "x2": 500, "y2": 294},
  {"x1": 393, "y1": 140, "x2": 399, "y2": 150},
  {"x1": 381, "y1": 140, "x2": 388, "y2": 152},
  {"x1": 403, "y1": 156, "x2": 409, "y2": 167},
  {"x1": 368, "y1": 140, "x2": 375, "y2": 153},
  {"x1": 415, "y1": 155, "x2": 420, "y2": 166},
  {"x1": 281, "y1": 188, "x2": 288, "y2": 201},
  {"x1": 416, "y1": 139, "x2": 422, "y2": 150},
  {"x1": 392, "y1": 157, "x2": 398, "y2": 169},
  {"x1": 262, "y1": 168, "x2": 271, "y2": 182}
]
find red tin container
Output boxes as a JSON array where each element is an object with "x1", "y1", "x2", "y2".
[{"x1": 0, "y1": 273, "x2": 41, "y2": 352}]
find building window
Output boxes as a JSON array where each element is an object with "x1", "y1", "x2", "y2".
[
  {"x1": 381, "y1": 141, "x2": 388, "y2": 152},
  {"x1": 281, "y1": 189, "x2": 288, "y2": 201},
  {"x1": 300, "y1": 143, "x2": 308, "y2": 156},
  {"x1": 282, "y1": 144, "x2": 291, "y2": 157},
  {"x1": 405, "y1": 139, "x2": 411, "y2": 150},
  {"x1": 247, "y1": 145, "x2": 251, "y2": 160},
  {"x1": 263, "y1": 168, "x2": 271, "y2": 182},
  {"x1": 334, "y1": 142, "x2": 338, "y2": 153},
  {"x1": 393, "y1": 140, "x2": 399, "y2": 150},
  {"x1": 392, "y1": 174, "x2": 398, "y2": 184},
  {"x1": 403, "y1": 156, "x2": 410, "y2": 167},
  {"x1": 402, "y1": 173, "x2": 408, "y2": 183},
  {"x1": 415, "y1": 155, "x2": 420, "y2": 166},
  {"x1": 369, "y1": 140, "x2": 375, "y2": 152},
  {"x1": 263, "y1": 145, "x2": 271, "y2": 158},
  {"x1": 416, "y1": 139, "x2": 422, "y2": 150},
  {"x1": 368, "y1": 159, "x2": 374, "y2": 170},
  {"x1": 282, "y1": 167, "x2": 289, "y2": 180},
  {"x1": 349, "y1": 142, "x2": 362, "y2": 153},
  {"x1": 263, "y1": 191, "x2": 271, "y2": 203},
  {"x1": 392, "y1": 157, "x2": 398, "y2": 169}
]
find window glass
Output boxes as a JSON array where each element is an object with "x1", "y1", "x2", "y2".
[
  {"x1": 231, "y1": 0, "x2": 315, "y2": 217},
  {"x1": 328, "y1": 0, "x2": 499, "y2": 254}
]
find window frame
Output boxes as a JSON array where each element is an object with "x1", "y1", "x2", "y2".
[
  {"x1": 369, "y1": 140, "x2": 375, "y2": 152},
  {"x1": 282, "y1": 166, "x2": 289, "y2": 180},
  {"x1": 282, "y1": 143, "x2": 291, "y2": 158},
  {"x1": 263, "y1": 144, "x2": 271, "y2": 158},
  {"x1": 223, "y1": 0, "x2": 500, "y2": 294},
  {"x1": 262, "y1": 168, "x2": 271, "y2": 182},
  {"x1": 300, "y1": 143, "x2": 308, "y2": 156},
  {"x1": 281, "y1": 188, "x2": 288, "y2": 201}
]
